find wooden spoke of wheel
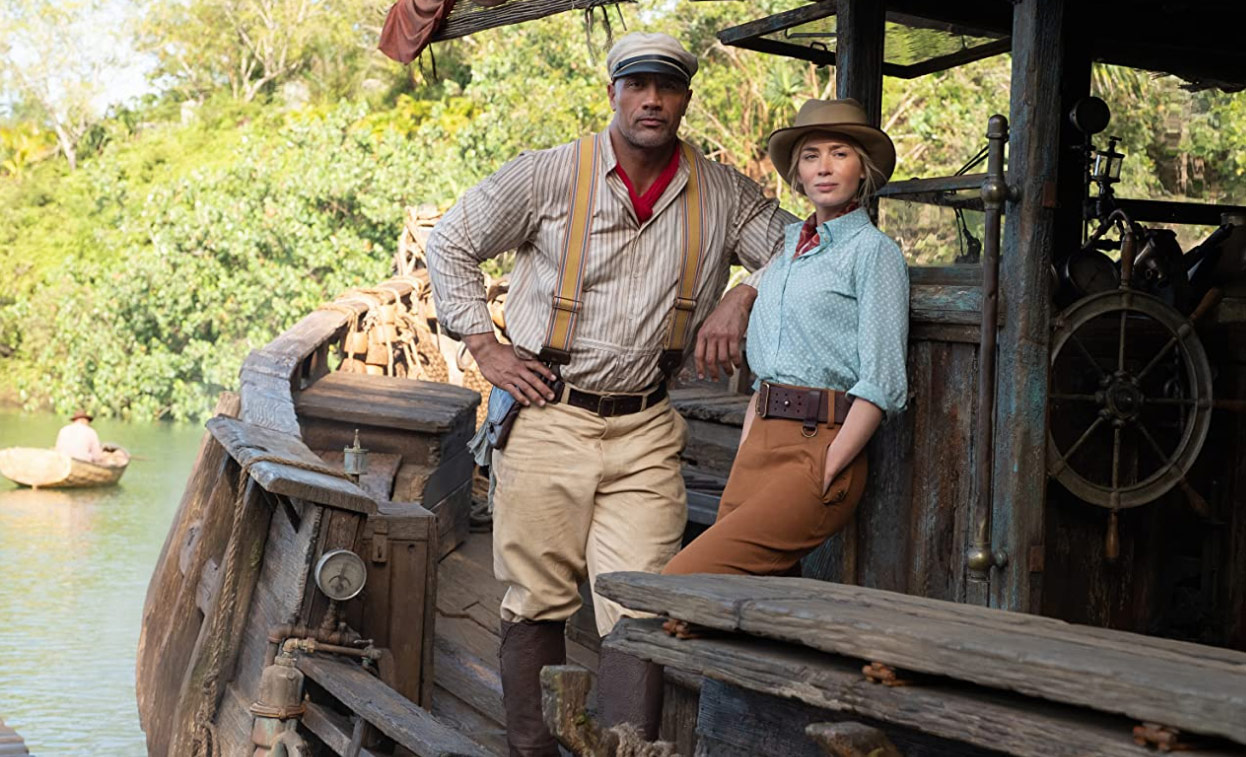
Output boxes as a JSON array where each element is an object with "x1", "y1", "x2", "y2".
[
  {"x1": 1050, "y1": 414, "x2": 1107, "y2": 475},
  {"x1": 1069, "y1": 331, "x2": 1108, "y2": 380},
  {"x1": 1050, "y1": 393, "x2": 1099, "y2": 403}
]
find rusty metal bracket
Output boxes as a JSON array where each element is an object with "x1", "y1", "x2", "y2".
[
  {"x1": 1133, "y1": 722, "x2": 1184, "y2": 751},
  {"x1": 862, "y1": 662, "x2": 914, "y2": 687}
]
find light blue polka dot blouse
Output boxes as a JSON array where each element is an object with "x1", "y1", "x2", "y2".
[{"x1": 746, "y1": 207, "x2": 910, "y2": 419}]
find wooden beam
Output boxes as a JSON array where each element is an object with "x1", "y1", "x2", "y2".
[
  {"x1": 302, "y1": 701, "x2": 383, "y2": 757},
  {"x1": 876, "y1": 173, "x2": 987, "y2": 195},
  {"x1": 834, "y1": 0, "x2": 885, "y2": 123},
  {"x1": 298, "y1": 655, "x2": 492, "y2": 757},
  {"x1": 889, "y1": 38, "x2": 1011, "y2": 79},
  {"x1": 206, "y1": 415, "x2": 376, "y2": 513},
  {"x1": 1053, "y1": 18, "x2": 1092, "y2": 265},
  {"x1": 731, "y1": 37, "x2": 836, "y2": 67},
  {"x1": 1115, "y1": 198, "x2": 1246, "y2": 227},
  {"x1": 435, "y1": 0, "x2": 626, "y2": 42},
  {"x1": 595, "y1": 574, "x2": 1246, "y2": 747},
  {"x1": 716, "y1": 1, "x2": 838, "y2": 47},
  {"x1": 990, "y1": 0, "x2": 1064, "y2": 613},
  {"x1": 608, "y1": 617, "x2": 1246, "y2": 757}
]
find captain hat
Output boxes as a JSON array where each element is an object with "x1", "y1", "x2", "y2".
[{"x1": 606, "y1": 32, "x2": 698, "y2": 85}]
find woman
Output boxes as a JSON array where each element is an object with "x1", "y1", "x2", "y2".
[
  {"x1": 662, "y1": 98, "x2": 909, "y2": 580},
  {"x1": 595, "y1": 99, "x2": 909, "y2": 741}
]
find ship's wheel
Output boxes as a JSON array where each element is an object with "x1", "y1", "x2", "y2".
[{"x1": 1047, "y1": 288, "x2": 1213, "y2": 528}]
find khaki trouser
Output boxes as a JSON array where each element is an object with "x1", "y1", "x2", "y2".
[
  {"x1": 491, "y1": 394, "x2": 688, "y2": 636},
  {"x1": 663, "y1": 414, "x2": 867, "y2": 576}
]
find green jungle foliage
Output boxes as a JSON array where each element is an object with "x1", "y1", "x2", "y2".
[{"x1": 1, "y1": 1, "x2": 1243, "y2": 421}]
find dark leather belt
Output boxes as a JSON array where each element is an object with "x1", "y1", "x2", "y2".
[
  {"x1": 757, "y1": 380, "x2": 852, "y2": 434},
  {"x1": 564, "y1": 382, "x2": 668, "y2": 418}
]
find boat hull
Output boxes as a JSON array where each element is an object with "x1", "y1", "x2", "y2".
[{"x1": 0, "y1": 446, "x2": 129, "y2": 488}]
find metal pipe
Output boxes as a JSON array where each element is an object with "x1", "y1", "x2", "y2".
[
  {"x1": 265, "y1": 622, "x2": 365, "y2": 667},
  {"x1": 968, "y1": 115, "x2": 1016, "y2": 579}
]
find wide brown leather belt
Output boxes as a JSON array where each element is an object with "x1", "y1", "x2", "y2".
[
  {"x1": 563, "y1": 382, "x2": 668, "y2": 418},
  {"x1": 756, "y1": 380, "x2": 852, "y2": 435}
]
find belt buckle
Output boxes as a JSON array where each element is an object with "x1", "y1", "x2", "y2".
[
  {"x1": 596, "y1": 394, "x2": 619, "y2": 417},
  {"x1": 757, "y1": 382, "x2": 772, "y2": 418}
]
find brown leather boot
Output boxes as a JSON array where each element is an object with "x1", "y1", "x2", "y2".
[
  {"x1": 596, "y1": 643, "x2": 664, "y2": 741},
  {"x1": 499, "y1": 619, "x2": 566, "y2": 756}
]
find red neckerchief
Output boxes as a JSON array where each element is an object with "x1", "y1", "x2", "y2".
[
  {"x1": 614, "y1": 146, "x2": 682, "y2": 224},
  {"x1": 795, "y1": 203, "x2": 860, "y2": 257}
]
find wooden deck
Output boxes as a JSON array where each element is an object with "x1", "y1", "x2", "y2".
[{"x1": 430, "y1": 530, "x2": 601, "y2": 756}]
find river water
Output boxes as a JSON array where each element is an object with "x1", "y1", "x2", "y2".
[{"x1": 0, "y1": 410, "x2": 206, "y2": 756}]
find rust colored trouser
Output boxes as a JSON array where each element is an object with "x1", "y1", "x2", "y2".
[{"x1": 663, "y1": 413, "x2": 867, "y2": 576}]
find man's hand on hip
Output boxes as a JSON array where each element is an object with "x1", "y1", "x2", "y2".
[
  {"x1": 462, "y1": 333, "x2": 558, "y2": 406},
  {"x1": 695, "y1": 285, "x2": 757, "y2": 380}
]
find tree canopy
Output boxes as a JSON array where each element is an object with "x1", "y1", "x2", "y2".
[{"x1": 1, "y1": 0, "x2": 1243, "y2": 420}]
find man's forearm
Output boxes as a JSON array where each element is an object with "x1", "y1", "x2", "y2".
[
  {"x1": 462, "y1": 331, "x2": 500, "y2": 358},
  {"x1": 723, "y1": 283, "x2": 758, "y2": 311}
]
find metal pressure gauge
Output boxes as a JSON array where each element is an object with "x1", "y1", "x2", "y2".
[{"x1": 313, "y1": 549, "x2": 367, "y2": 601}]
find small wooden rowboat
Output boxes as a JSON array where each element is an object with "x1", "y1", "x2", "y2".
[{"x1": 0, "y1": 445, "x2": 130, "y2": 489}]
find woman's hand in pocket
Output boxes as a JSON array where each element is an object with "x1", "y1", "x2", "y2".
[{"x1": 821, "y1": 451, "x2": 843, "y2": 495}]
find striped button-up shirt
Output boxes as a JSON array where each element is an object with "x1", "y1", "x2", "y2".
[{"x1": 427, "y1": 129, "x2": 796, "y2": 393}]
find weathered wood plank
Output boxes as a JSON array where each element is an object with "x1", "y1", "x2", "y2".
[
  {"x1": 296, "y1": 372, "x2": 479, "y2": 434},
  {"x1": 435, "y1": 0, "x2": 622, "y2": 42},
  {"x1": 907, "y1": 341, "x2": 977, "y2": 603},
  {"x1": 434, "y1": 635, "x2": 506, "y2": 727},
  {"x1": 431, "y1": 687, "x2": 508, "y2": 756},
  {"x1": 303, "y1": 701, "x2": 384, "y2": 757},
  {"x1": 299, "y1": 655, "x2": 492, "y2": 757},
  {"x1": 168, "y1": 478, "x2": 271, "y2": 756},
  {"x1": 138, "y1": 393, "x2": 241, "y2": 754},
  {"x1": 597, "y1": 574, "x2": 1246, "y2": 745},
  {"x1": 993, "y1": 0, "x2": 1063, "y2": 613},
  {"x1": 207, "y1": 415, "x2": 375, "y2": 513},
  {"x1": 230, "y1": 497, "x2": 323, "y2": 722},
  {"x1": 610, "y1": 618, "x2": 1245, "y2": 757},
  {"x1": 836, "y1": 0, "x2": 885, "y2": 126},
  {"x1": 696, "y1": 678, "x2": 981, "y2": 757},
  {"x1": 358, "y1": 499, "x2": 439, "y2": 707},
  {"x1": 301, "y1": 418, "x2": 471, "y2": 470}
]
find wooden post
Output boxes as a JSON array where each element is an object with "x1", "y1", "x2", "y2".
[
  {"x1": 991, "y1": 0, "x2": 1065, "y2": 612},
  {"x1": 823, "y1": 0, "x2": 885, "y2": 586},
  {"x1": 834, "y1": 0, "x2": 885, "y2": 122},
  {"x1": 1053, "y1": 21, "x2": 1093, "y2": 260}
]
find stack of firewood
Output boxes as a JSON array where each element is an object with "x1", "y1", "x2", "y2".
[{"x1": 337, "y1": 280, "x2": 449, "y2": 382}]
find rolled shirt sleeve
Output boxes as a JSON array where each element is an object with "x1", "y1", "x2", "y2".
[
  {"x1": 426, "y1": 151, "x2": 538, "y2": 339},
  {"x1": 848, "y1": 237, "x2": 910, "y2": 418}
]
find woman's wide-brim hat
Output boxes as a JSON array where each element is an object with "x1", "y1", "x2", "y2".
[
  {"x1": 71, "y1": 409, "x2": 94, "y2": 422},
  {"x1": 767, "y1": 98, "x2": 896, "y2": 187}
]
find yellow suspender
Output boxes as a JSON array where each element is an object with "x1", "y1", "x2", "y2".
[
  {"x1": 665, "y1": 142, "x2": 704, "y2": 359},
  {"x1": 540, "y1": 137, "x2": 706, "y2": 376},
  {"x1": 541, "y1": 134, "x2": 600, "y2": 365}
]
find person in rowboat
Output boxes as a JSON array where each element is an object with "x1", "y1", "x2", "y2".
[
  {"x1": 426, "y1": 31, "x2": 796, "y2": 756},
  {"x1": 55, "y1": 409, "x2": 106, "y2": 463}
]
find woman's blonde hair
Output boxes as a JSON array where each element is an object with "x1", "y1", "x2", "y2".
[{"x1": 786, "y1": 131, "x2": 881, "y2": 207}]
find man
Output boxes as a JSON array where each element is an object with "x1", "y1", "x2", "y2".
[
  {"x1": 55, "y1": 410, "x2": 105, "y2": 463},
  {"x1": 427, "y1": 31, "x2": 796, "y2": 756}
]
